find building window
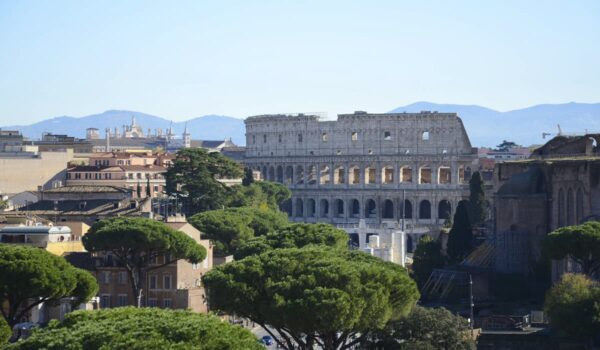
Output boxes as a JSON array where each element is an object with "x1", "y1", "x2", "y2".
[
  {"x1": 154, "y1": 185, "x2": 159, "y2": 192},
  {"x1": 148, "y1": 298, "x2": 158, "y2": 307},
  {"x1": 384, "y1": 131, "x2": 391, "y2": 140},
  {"x1": 101, "y1": 271, "x2": 111, "y2": 284},
  {"x1": 252, "y1": 135, "x2": 256, "y2": 144},
  {"x1": 118, "y1": 271, "x2": 127, "y2": 285},
  {"x1": 322, "y1": 133, "x2": 328, "y2": 142},
  {"x1": 278, "y1": 134, "x2": 282, "y2": 143},
  {"x1": 351, "y1": 132, "x2": 358, "y2": 141},
  {"x1": 263, "y1": 134, "x2": 267, "y2": 143},
  {"x1": 149, "y1": 274, "x2": 157, "y2": 290},
  {"x1": 117, "y1": 294, "x2": 128, "y2": 307},
  {"x1": 100, "y1": 294, "x2": 111, "y2": 308},
  {"x1": 298, "y1": 134, "x2": 303, "y2": 142},
  {"x1": 163, "y1": 298, "x2": 172, "y2": 308},
  {"x1": 422, "y1": 131, "x2": 430, "y2": 141},
  {"x1": 66, "y1": 173, "x2": 71, "y2": 179},
  {"x1": 163, "y1": 275, "x2": 172, "y2": 290},
  {"x1": 128, "y1": 173, "x2": 133, "y2": 179}
]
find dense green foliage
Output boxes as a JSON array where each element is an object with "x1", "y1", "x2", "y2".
[
  {"x1": 543, "y1": 221, "x2": 600, "y2": 277},
  {"x1": 190, "y1": 207, "x2": 288, "y2": 256},
  {"x1": 447, "y1": 201, "x2": 473, "y2": 263},
  {"x1": 227, "y1": 181, "x2": 291, "y2": 211},
  {"x1": 544, "y1": 273, "x2": 600, "y2": 340},
  {"x1": 6, "y1": 307, "x2": 262, "y2": 350},
  {"x1": 0, "y1": 317, "x2": 11, "y2": 344},
  {"x1": 165, "y1": 148, "x2": 243, "y2": 215},
  {"x1": 363, "y1": 306, "x2": 473, "y2": 350},
  {"x1": 0, "y1": 245, "x2": 98, "y2": 327},
  {"x1": 468, "y1": 171, "x2": 486, "y2": 225},
  {"x1": 411, "y1": 236, "x2": 445, "y2": 289},
  {"x1": 83, "y1": 217, "x2": 206, "y2": 306},
  {"x1": 0, "y1": 199, "x2": 8, "y2": 210},
  {"x1": 495, "y1": 140, "x2": 519, "y2": 152},
  {"x1": 234, "y1": 223, "x2": 348, "y2": 259},
  {"x1": 203, "y1": 248, "x2": 419, "y2": 350}
]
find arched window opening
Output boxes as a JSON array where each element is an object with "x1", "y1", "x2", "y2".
[
  {"x1": 349, "y1": 166, "x2": 360, "y2": 184},
  {"x1": 306, "y1": 199, "x2": 316, "y2": 218},
  {"x1": 295, "y1": 166, "x2": 304, "y2": 185},
  {"x1": 419, "y1": 166, "x2": 432, "y2": 184},
  {"x1": 276, "y1": 166, "x2": 284, "y2": 183},
  {"x1": 350, "y1": 199, "x2": 360, "y2": 218},
  {"x1": 285, "y1": 166, "x2": 293, "y2": 185},
  {"x1": 438, "y1": 200, "x2": 451, "y2": 220},
  {"x1": 438, "y1": 167, "x2": 451, "y2": 184},
  {"x1": 419, "y1": 200, "x2": 431, "y2": 219},
  {"x1": 383, "y1": 200, "x2": 394, "y2": 219},
  {"x1": 334, "y1": 166, "x2": 345, "y2": 184},
  {"x1": 307, "y1": 165, "x2": 317, "y2": 185},
  {"x1": 295, "y1": 198, "x2": 304, "y2": 217},
  {"x1": 319, "y1": 199, "x2": 329, "y2": 218},
  {"x1": 365, "y1": 199, "x2": 377, "y2": 218},
  {"x1": 334, "y1": 199, "x2": 345, "y2": 218},
  {"x1": 401, "y1": 166, "x2": 412, "y2": 183},
  {"x1": 365, "y1": 167, "x2": 376, "y2": 184},
  {"x1": 319, "y1": 165, "x2": 331, "y2": 185},
  {"x1": 382, "y1": 166, "x2": 394, "y2": 184}
]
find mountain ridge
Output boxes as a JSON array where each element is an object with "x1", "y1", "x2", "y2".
[{"x1": 3, "y1": 102, "x2": 600, "y2": 147}]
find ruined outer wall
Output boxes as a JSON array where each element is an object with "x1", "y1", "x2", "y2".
[{"x1": 244, "y1": 112, "x2": 476, "y2": 230}]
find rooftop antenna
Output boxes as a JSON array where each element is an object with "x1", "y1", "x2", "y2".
[
  {"x1": 557, "y1": 124, "x2": 563, "y2": 136},
  {"x1": 542, "y1": 132, "x2": 552, "y2": 139}
]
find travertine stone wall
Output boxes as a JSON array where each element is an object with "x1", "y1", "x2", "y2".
[{"x1": 244, "y1": 111, "x2": 476, "y2": 235}]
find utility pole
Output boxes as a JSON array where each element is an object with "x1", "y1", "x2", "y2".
[{"x1": 469, "y1": 274, "x2": 475, "y2": 335}]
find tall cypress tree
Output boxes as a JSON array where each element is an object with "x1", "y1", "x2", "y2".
[
  {"x1": 447, "y1": 201, "x2": 473, "y2": 263},
  {"x1": 146, "y1": 177, "x2": 151, "y2": 197},
  {"x1": 136, "y1": 181, "x2": 142, "y2": 198},
  {"x1": 469, "y1": 171, "x2": 486, "y2": 225}
]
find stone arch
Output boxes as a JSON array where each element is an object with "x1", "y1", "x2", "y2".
[
  {"x1": 438, "y1": 166, "x2": 451, "y2": 184},
  {"x1": 349, "y1": 233, "x2": 359, "y2": 248},
  {"x1": 334, "y1": 166, "x2": 345, "y2": 184},
  {"x1": 400, "y1": 166, "x2": 413, "y2": 183},
  {"x1": 276, "y1": 165, "x2": 284, "y2": 183},
  {"x1": 307, "y1": 165, "x2": 317, "y2": 185},
  {"x1": 576, "y1": 188, "x2": 584, "y2": 224},
  {"x1": 334, "y1": 199, "x2": 345, "y2": 218},
  {"x1": 295, "y1": 198, "x2": 304, "y2": 217},
  {"x1": 567, "y1": 188, "x2": 574, "y2": 226},
  {"x1": 350, "y1": 199, "x2": 360, "y2": 218},
  {"x1": 458, "y1": 166, "x2": 466, "y2": 184},
  {"x1": 306, "y1": 198, "x2": 316, "y2": 218},
  {"x1": 382, "y1": 199, "x2": 394, "y2": 219},
  {"x1": 558, "y1": 188, "x2": 566, "y2": 227},
  {"x1": 281, "y1": 199, "x2": 292, "y2": 217},
  {"x1": 402, "y1": 199, "x2": 413, "y2": 219},
  {"x1": 268, "y1": 166, "x2": 275, "y2": 181},
  {"x1": 419, "y1": 200, "x2": 431, "y2": 219},
  {"x1": 319, "y1": 199, "x2": 329, "y2": 218},
  {"x1": 406, "y1": 235, "x2": 414, "y2": 253},
  {"x1": 365, "y1": 166, "x2": 376, "y2": 184},
  {"x1": 295, "y1": 165, "x2": 304, "y2": 185},
  {"x1": 349, "y1": 166, "x2": 361, "y2": 184},
  {"x1": 319, "y1": 165, "x2": 331, "y2": 185},
  {"x1": 438, "y1": 200, "x2": 451, "y2": 220},
  {"x1": 365, "y1": 199, "x2": 377, "y2": 218},
  {"x1": 419, "y1": 165, "x2": 432, "y2": 184},
  {"x1": 285, "y1": 166, "x2": 293, "y2": 185},
  {"x1": 382, "y1": 166, "x2": 394, "y2": 184}
]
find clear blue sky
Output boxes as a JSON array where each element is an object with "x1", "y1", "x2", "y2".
[{"x1": 1, "y1": 0, "x2": 599, "y2": 124}]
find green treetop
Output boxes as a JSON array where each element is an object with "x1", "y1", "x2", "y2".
[
  {"x1": 447, "y1": 201, "x2": 473, "y2": 263},
  {"x1": 234, "y1": 222, "x2": 348, "y2": 259},
  {"x1": 5, "y1": 307, "x2": 263, "y2": 350},
  {"x1": 0, "y1": 245, "x2": 98, "y2": 327},
  {"x1": 83, "y1": 217, "x2": 206, "y2": 306},
  {"x1": 468, "y1": 171, "x2": 487, "y2": 225},
  {"x1": 543, "y1": 221, "x2": 600, "y2": 277},
  {"x1": 411, "y1": 235, "x2": 445, "y2": 289},
  {"x1": 203, "y1": 248, "x2": 419, "y2": 350},
  {"x1": 165, "y1": 148, "x2": 243, "y2": 215}
]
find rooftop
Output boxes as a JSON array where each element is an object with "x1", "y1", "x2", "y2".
[{"x1": 43, "y1": 185, "x2": 131, "y2": 194}]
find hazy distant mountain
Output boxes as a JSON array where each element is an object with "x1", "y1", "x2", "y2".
[
  {"x1": 3, "y1": 102, "x2": 600, "y2": 148},
  {"x1": 2, "y1": 110, "x2": 246, "y2": 145},
  {"x1": 390, "y1": 102, "x2": 600, "y2": 147}
]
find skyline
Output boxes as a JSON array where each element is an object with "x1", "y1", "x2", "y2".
[{"x1": 1, "y1": 1, "x2": 599, "y2": 124}]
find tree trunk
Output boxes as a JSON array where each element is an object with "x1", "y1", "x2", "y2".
[{"x1": 127, "y1": 265, "x2": 145, "y2": 308}]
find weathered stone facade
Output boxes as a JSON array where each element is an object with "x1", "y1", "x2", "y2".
[
  {"x1": 244, "y1": 111, "x2": 477, "y2": 244},
  {"x1": 493, "y1": 134, "x2": 600, "y2": 277}
]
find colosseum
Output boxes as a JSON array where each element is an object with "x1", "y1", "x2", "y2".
[{"x1": 244, "y1": 111, "x2": 476, "y2": 251}]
